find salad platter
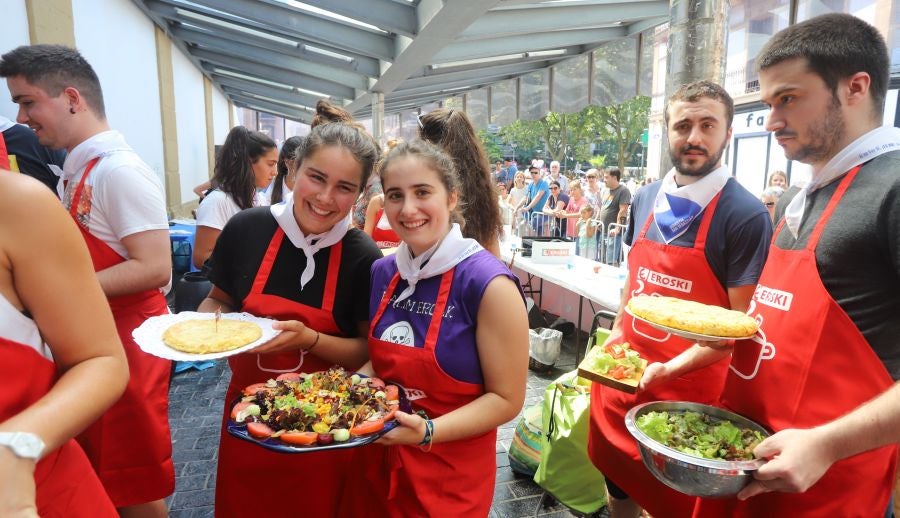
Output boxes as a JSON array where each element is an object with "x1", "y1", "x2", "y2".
[
  {"x1": 227, "y1": 367, "x2": 410, "y2": 453},
  {"x1": 577, "y1": 342, "x2": 647, "y2": 394}
]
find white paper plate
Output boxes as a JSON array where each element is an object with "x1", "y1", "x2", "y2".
[
  {"x1": 132, "y1": 311, "x2": 281, "y2": 361},
  {"x1": 624, "y1": 305, "x2": 757, "y2": 342}
]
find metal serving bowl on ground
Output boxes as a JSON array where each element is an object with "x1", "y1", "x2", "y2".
[{"x1": 624, "y1": 401, "x2": 770, "y2": 498}]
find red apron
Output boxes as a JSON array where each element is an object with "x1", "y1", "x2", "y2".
[
  {"x1": 0, "y1": 132, "x2": 10, "y2": 170},
  {"x1": 362, "y1": 269, "x2": 496, "y2": 517},
  {"x1": 68, "y1": 157, "x2": 175, "y2": 506},
  {"x1": 1, "y1": 336, "x2": 117, "y2": 518},
  {"x1": 371, "y1": 208, "x2": 401, "y2": 248},
  {"x1": 215, "y1": 228, "x2": 358, "y2": 518},
  {"x1": 589, "y1": 193, "x2": 732, "y2": 517},
  {"x1": 695, "y1": 167, "x2": 897, "y2": 517}
]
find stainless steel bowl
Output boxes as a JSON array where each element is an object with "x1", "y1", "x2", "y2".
[{"x1": 624, "y1": 401, "x2": 770, "y2": 498}]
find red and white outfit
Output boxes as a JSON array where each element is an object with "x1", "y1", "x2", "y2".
[
  {"x1": 215, "y1": 228, "x2": 359, "y2": 517},
  {"x1": 0, "y1": 293, "x2": 117, "y2": 517},
  {"x1": 589, "y1": 194, "x2": 731, "y2": 517},
  {"x1": 63, "y1": 131, "x2": 174, "y2": 506},
  {"x1": 371, "y1": 208, "x2": 401, "y2": 248},
  {"x1": 694, "y1": 167, "x2": 897, "y2": 517}
]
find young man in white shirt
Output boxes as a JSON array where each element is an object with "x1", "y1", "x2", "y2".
[{"x1": 2, "y1": 44, "x2": 174, "y2": 518}]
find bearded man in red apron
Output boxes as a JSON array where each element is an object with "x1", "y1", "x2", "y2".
[
  {"x1": 688, "y1": 15, "x2": 900, "y2": 517},
  {"x1": 587, "y1": 81, "x2": 773, "y2": 518},
  {"x1": 2, "y1": 45, "x2": 175, "y2": 517}
]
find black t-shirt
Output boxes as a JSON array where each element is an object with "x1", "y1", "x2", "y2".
[
  {"x1": 2, "y1": 124, "x2": 65, "y2": 195},
  {"x1": 600, "y1": 185, "x2": 632, "y2": 231},
  {"x1": 208, "y1": 207, "x2": 383, "y2": 337},
  {"x1": 773, "y1": 152, "x2": 900, "y2": 379},
  {"x1": 625, "y1": 178, "x2": 773, "y2": 290}
]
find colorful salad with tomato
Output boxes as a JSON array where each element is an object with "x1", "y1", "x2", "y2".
[
  {"x1": 231, "y1": 367, "x2": 401, "y2": 447},
  {"x1": 586, "y1": 342, "x2": 644, "y2": 380}
]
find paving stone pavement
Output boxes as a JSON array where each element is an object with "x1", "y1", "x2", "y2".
[{"x1": 165, "y1": 332, "x2": 609, "y2": 517}]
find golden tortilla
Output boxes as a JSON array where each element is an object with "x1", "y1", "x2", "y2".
[
  {"x1": 163, "y1": 319, "x2": 263, "y2": 354},
  {"x1": 627, "y1": 295, "x2": 758, "y2": 338}
]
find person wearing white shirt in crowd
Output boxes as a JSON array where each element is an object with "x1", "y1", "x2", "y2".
[
  {"x1": 2, "y1": 43, "x2": 174, "y2": 518},
  {"x1": 546, "y1": 160, "x2": 569, "y2": 192},
  {"x1": 193, "y1": 126, "x2": 277, "y2": 269}
]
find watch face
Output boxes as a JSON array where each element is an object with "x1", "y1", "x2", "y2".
[{"x1": 11, "y1": 433, "x2": 44, "y2": 458}]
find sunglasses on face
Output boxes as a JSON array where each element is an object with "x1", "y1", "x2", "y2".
[
  {"x1": 586, "y1": 175, "x2": 597, "y2": 179},
  {"x1": 550, "y1": 186, "x2": 559, "y2": 190}
]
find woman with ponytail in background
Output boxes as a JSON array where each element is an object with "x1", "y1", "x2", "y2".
[
  {"x1": 269, "y1": 135, "x2": 306, "y2": 205},
  {"x1": 192, "y1": 126, "x2": 277, "y2": 269},
  {"x1": 418, "y1": 109, "x2": 503, "y2": 256}
]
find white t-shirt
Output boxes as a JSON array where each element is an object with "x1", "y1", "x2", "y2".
[
  {"x1": 62, "y1": 131, "x2": 168, "y2": 259},
  {"x1": 196, "y1": 190, "x2": 242, "y2": 230},
  {"x1": 196, "y1": 189, "x2": 268, "y2": 230}
]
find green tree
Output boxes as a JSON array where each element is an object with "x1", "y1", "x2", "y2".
[
  {"x1": 498, "y1": 119, "x2": 544, "y2": 163},
  {"x1": 477, "y1": 129, "x2": 503, "y2": 163},
  {"x1": 594, "y1": 95, "x2": 650, "y2": 174}
]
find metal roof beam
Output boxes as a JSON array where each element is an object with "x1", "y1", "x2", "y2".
[
  {"x1": 345, "y1": 0, "x2": 500, "y2": 114},
  {"x1": 149, "y1": 0, "x2": 395, "y2": 61},
  {"x1": 434, "y1": 30, "x2": 623, "y2": 62},
  {"x1": 192, "y1": 49, "x2": 356, "y2": 100},
  {"x1": 298, "y1": 0, "x2": 418, "y2": 38},
  {"x1": 403, "y1": 61, "x2": 550, "y2": 89},
  {"x1": 461, "y1": 1, "x2": 668, "y2": 39},
  {"x1": 164, "y1": 21, "x2": 381, "y2": 78},
  {"x1": 173, "y1": 27, "x2": 369, "y2": 91},
  {"x1": 627, "y1": 16, "x2": 668, "y2": 36},
  {"x1": 213, "y1": 75, "x2": 326, "y2": 108},
  {"x1": 229, "y1": 94, "x2": 314, "y2": 124}
]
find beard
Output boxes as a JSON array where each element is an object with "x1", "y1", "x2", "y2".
[
  {"x1": 669, "y1": 140, "x2": 727, "y2": 177},
  {"x1": 776, "y1": 96, "x2": 845, "y2": 164}
]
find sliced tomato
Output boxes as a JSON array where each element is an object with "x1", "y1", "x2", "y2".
[
  {"x1": 382, "y1": 404, "x2": 398, "y2": 423},
  {"x1": 609, "y1": 365, "x2": 627, "y2": 380},
  {"x1": 230, "y1": 401, "x2": 252, "y2": 421},
  {"x1": 276, "y1": 372, "x2": 303, "y2": 382},
  {"x1": 622, "y1": 366, "x2": 636, "y2": 379},
  {"x1": 384, "y1": 385, "x2": 400, "y2": 402},
  {"x1": 247, "y1": 422, "x2": 274, "y2": 439},
  {"x1": 367, "y1": 377, "x2": 386, "y2": 390},
  {"x1": 281, "y1": 431, "x2": 318, "y2": 445},
  {"x1": 350, "y1": 418, "x2": 385, "y2": 436},
  {"x1": 242, "y1": 382, "x2": 269, "y2": 397}
]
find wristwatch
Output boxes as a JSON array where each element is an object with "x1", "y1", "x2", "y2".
[{"x1": 0, "y1": 432, "x2": 45, "y2": 460}]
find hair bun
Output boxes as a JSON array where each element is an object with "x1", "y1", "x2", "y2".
[{"x1": 312, "y1": 99, "x2": 353, "y2": 127}]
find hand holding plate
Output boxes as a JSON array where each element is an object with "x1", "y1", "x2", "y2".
[
  {"x1": 376, "y1": 410, "x2": 428, "y2": 446},
  {"x1": 252, "y1": 320, "x2": 314, "y2": 354}
]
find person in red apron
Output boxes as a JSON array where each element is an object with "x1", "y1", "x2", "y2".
[
  {"x1": 3, "y1": 46, "x2": 176, "y2": 517},
  {"x1": 198, "y1": 100, "x2": 384, "y2": 517},
  {"x1": 588, "y1": 81, "x2": 773, "y2": 518},
  {"x1": 0, "y1": 173, "x2": 129, "y2": 517},
  {"x1": 689, "y1": 15, "x2": 900, "y2": 516},
  {"x1": 346, "y1": 139, "x2": 529, "y2": 516},
  {"x1": 364, "y1": 194, "x2": 402, "y2": 248}
]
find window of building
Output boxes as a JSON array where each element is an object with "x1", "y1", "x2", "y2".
[
  {"x1": 553, "y1": 54, "x2": 589, "y2": 114},
  {"x1": 593, "y1": 36, "x2": 639, "y2": 106},
  {"x1": 465, "y1": 88, "x2": 489, "y2": 129},
  {"x1": 519, "y1": 69, "x2": 549, "y2": 121},
  {"x1": 490, "y1": 79, "x2": 516, "y2": 126}
]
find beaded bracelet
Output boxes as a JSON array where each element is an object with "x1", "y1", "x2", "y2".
[{"x1": 418, "y1": 419, "x2": 434, "y2": 452}]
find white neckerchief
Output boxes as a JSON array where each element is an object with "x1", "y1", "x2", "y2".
[
  {"x1": 784, "y1": 126, "x2": 900, "y2": 237},
  {"x1": 394, "y1": 223, "x2": 482, "y2": 304},
  {"x1": 0, "y1": 116, "x2": 15, "y2": 132},
  {"x1": 62, "y1": 130, "x2": 132, "y2": 181},
  {"x1": 270, "y1": 196, "x2": 351, "y2": 291},
  {"x1": 652, "y1": 165, "x2": 730, "y2": 243}
]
